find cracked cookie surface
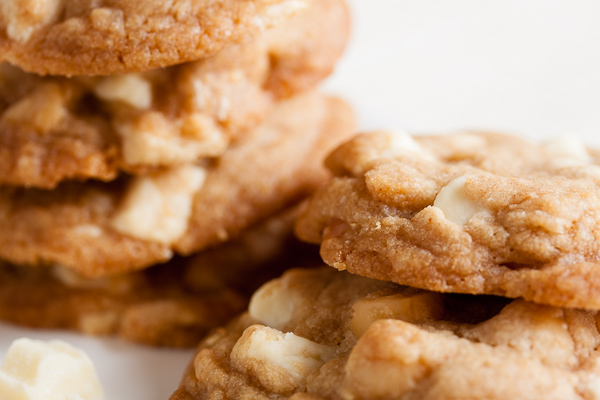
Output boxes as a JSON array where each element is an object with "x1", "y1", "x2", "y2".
[
  {"x1": 0, "y1": 92, "x2": 355, "y2": 277},
  {"x1": 0, "y1": 0, "x2": 349, "y2": 188},
  {"x1": 172, "y1": 267, "x2": 600, "y2": 400},
  {"x1": 295, "y1": 131, "x2": 600, "y2": 309},
  {"x1": 0, "y1": 0, "x2": 307, "y2": 76}
]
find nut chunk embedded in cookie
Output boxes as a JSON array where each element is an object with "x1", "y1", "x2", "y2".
[{"x1": 295, "y1": 130, "x2": 600, "y2": 309}]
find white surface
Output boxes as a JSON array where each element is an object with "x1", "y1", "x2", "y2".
[
  {"x1": 325, "y1": 0, "x2": 600, "y2": 145},
  {"x1": 0, "y1": 324, "x2": 192, "y2": 400},
  {"x1": 3, "y1": 1, "x2": 600, "y2": 398}
]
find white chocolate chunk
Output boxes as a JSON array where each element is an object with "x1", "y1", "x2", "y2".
[
  {"x1": 51, "y1": 264, "x2": 133, "y2": 293},
  {"x1": 2, "y1": 83, "x2": 67, "y2": 133},
  {"x1": 380, "y1": 130, "x2": 434, "y2": 160},
  {"x1": 543, "y1": 136, "x2": 592, "y2": 164},
  {"x1": 580, "y1": 378, "x2": 600, "y2": 399},
  {"x1": 70, "y1": 225, "x2": 103, "y2": 238},
  {"x1": 433, "y1": 176, "x2": 486, "y2": 225},
  {"x1": 111, "y1": 165, "x2": 206, "y2": 244},
  {"x1": 350, "y1": 292, "x2": 444, "y2": 338},
  {"x1": 264, "y1": 0, "x2": 307, "y2": 18},
  {"x1": 231, "y1": 325, "x2": 334, "y2": 392},
  {"x1": 118, "y1": 112, "x2": 226, "y2": 166},
  {"x1": 78, "y1": 312, "x2": 119, "y2": 335},
  {"x1": 94, "y1": 74, "x2": 152, "y2": 109},
  {"x1": 249, "y1": 279, "x2": 296, "y2": 330},
  {"x1": 253, "y1": 0, "x2": 307, "y2": 30},
  {"x1": 0, "y1": 338, "x2": 103, "y2": 400},
  {"x1": 1, "y1": 0, "x2": 63, "y2": 41}
]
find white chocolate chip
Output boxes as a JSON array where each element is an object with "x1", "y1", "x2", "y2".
[
  {"x1": 253, "y1": 0, "x2": 307, "y2": 30},
  {"x1": 70, "y1": 225, "x2": 103, "y2": 238},
  {"x1": 94, "y1": 74, "x2": 152, "y2": 109},
  {"x1": 111, "y1": 165, "x2": 206, "y2": 244},
  {"x1": 380, "y1": 130, "x2": 434, "y2": 160},
  {"x1": 249, "y1": 279, "x2": 296, "y2": 330},
  {"x1": 350, "y1": 292, "x2": 444, "y2": 338},
  {"x1": 118, "y1": 112, "x2": 226, "y2": 166},
  {"x1": 2, "y1": 83, "x2": 67, "y2": 133},
  {"x1": 543, "y1": 136, "x2": 592, "y2": 164},
  {"x1": 1, "y1": 0, "x2": 64, "y2": 41},
  {"x1": 0, "y1": 338, "x2": 103, "y2": 400},
  {"x1": 89, "y1": 8, "x2": 125, "y2": 33},
  {"x1": 264, "y1": 0, "x2": 308, "y2": 19},
  {"x1": 78, "y1": 312, "x2": 119, "y2": 335},
  {"x1": 433, "y1": 176, "x2": 486, "y2": 225},
  {"x1": 231, "y1": 325, "x2": 334, "y2": 393},
  {"x1": 52, "y1": 264, "x2": 134, "y2": 293}
]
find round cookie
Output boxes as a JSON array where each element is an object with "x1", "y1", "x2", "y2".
[
  {"x1": 295, "y1": 131, "x2": 600, "y2": 309},
  {"x1": 0, "y1": 209, "x2": 316, "y2": 348},
  {"x1": 0, "y1": 0, "x2": 350, "y2": 189},
  {"x1": 171, "y1": 267, "x2": 600, "y2": 400},
  {"x1": 0, "y1": 92, "x2": 356, "y2": 277},
  {"x1": 0, "y1": 0, "x2": 307, "y2": 76}
]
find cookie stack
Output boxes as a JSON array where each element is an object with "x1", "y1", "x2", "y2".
[
  {"x1": 0, "y1": 0, "x2": 354, "y2": 346},
  {"x1": 173, "y1": 131, "x2": 600, "y2": 399}
]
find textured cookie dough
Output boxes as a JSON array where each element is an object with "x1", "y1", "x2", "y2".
[
  {"x1": 0, "y1": 92, "x2": 355, "y2": 277},
  {"x1": 295, "y1": 131, "x2": 600, "y2": 309},
  {"x1": 172, "y1": 267, "x2": 600, "y2": 400},
  {"x1": 0, "y1": 0, "x2": 308, "y2": 76},
  {"x1": 0, "y1": 0, "x2": 349, "y2": 188},
  {"x1": 0, "y1": 209, "x2": 313, "y2": 347}
]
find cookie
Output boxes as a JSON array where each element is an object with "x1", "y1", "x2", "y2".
[
  {"x1": 0, "y1": 0, "x2": 307, "y2": 76},
  {"x1": 171, "y1": 267, "x2": 600, "y2": 400},
  {"x1": 0, "y1": 92, "x2": 355, "y2": 277},
  {"x1": 0, "y1": 0, "x2": 350, "y2": 189},
  {"x1": 295, "y1": 131, "x2": 600, "y2": 309},
  {"x1": 0, "y1": 209, "x2": 314, "y2": 348}
]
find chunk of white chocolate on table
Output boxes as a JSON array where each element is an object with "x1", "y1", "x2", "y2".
[{"x1": 0, "y1": 338, "x2": 103, "y2": 400}]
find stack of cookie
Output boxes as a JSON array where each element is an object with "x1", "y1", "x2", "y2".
[
  {"x1": 173, "y1": 131, "x2": 600, "y2": 399},
  {"x1": 0, "y1": 0, "x2": 355, "y2": 347}
]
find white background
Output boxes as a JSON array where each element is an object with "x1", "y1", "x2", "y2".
[
  {"x1": 325, "y1": 0, "x2": 600, "y2": 145},
  {"x1": 2, "y1": 1, "x2": 600, "y2": 398}
]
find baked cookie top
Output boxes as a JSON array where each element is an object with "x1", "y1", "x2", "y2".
[
  {"x1": 295, "y1": 131, "x2": 600, "y2": 309},
  {"x1": 0, "y1": 93, "x2": 355, "y2": 277},
  {"x1": 171, "y1": 267, "x2": 600, "y2": 400},
  {"x1": 0, "y1": 0, "x2": 307, "y2": 76},
  {"x1": 0, "y1": 0, "x2": 349, "y2": 189},
  {"x1": 0, "y1": 208, "x2": 313, "y2": 348}
]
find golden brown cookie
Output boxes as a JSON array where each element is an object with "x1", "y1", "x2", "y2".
[
  {"x1": 0, "y1": 209, "x2": 316, "y2": 348},
  {"x1": 0, "y1": 92, "x2": 355, "y2": 277},
  {"x1": 295, "y1": 131, "x2": 600, "y2": 309},
  {"x1": 172, "y1": 267, "x2": 600, "y2": 400},
  {"x1": 0, "y1": 0, "x2": 307, "y2": 76},
  {"x1": 0, "y1": 0, "x2": 350, "y2": 189}
]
